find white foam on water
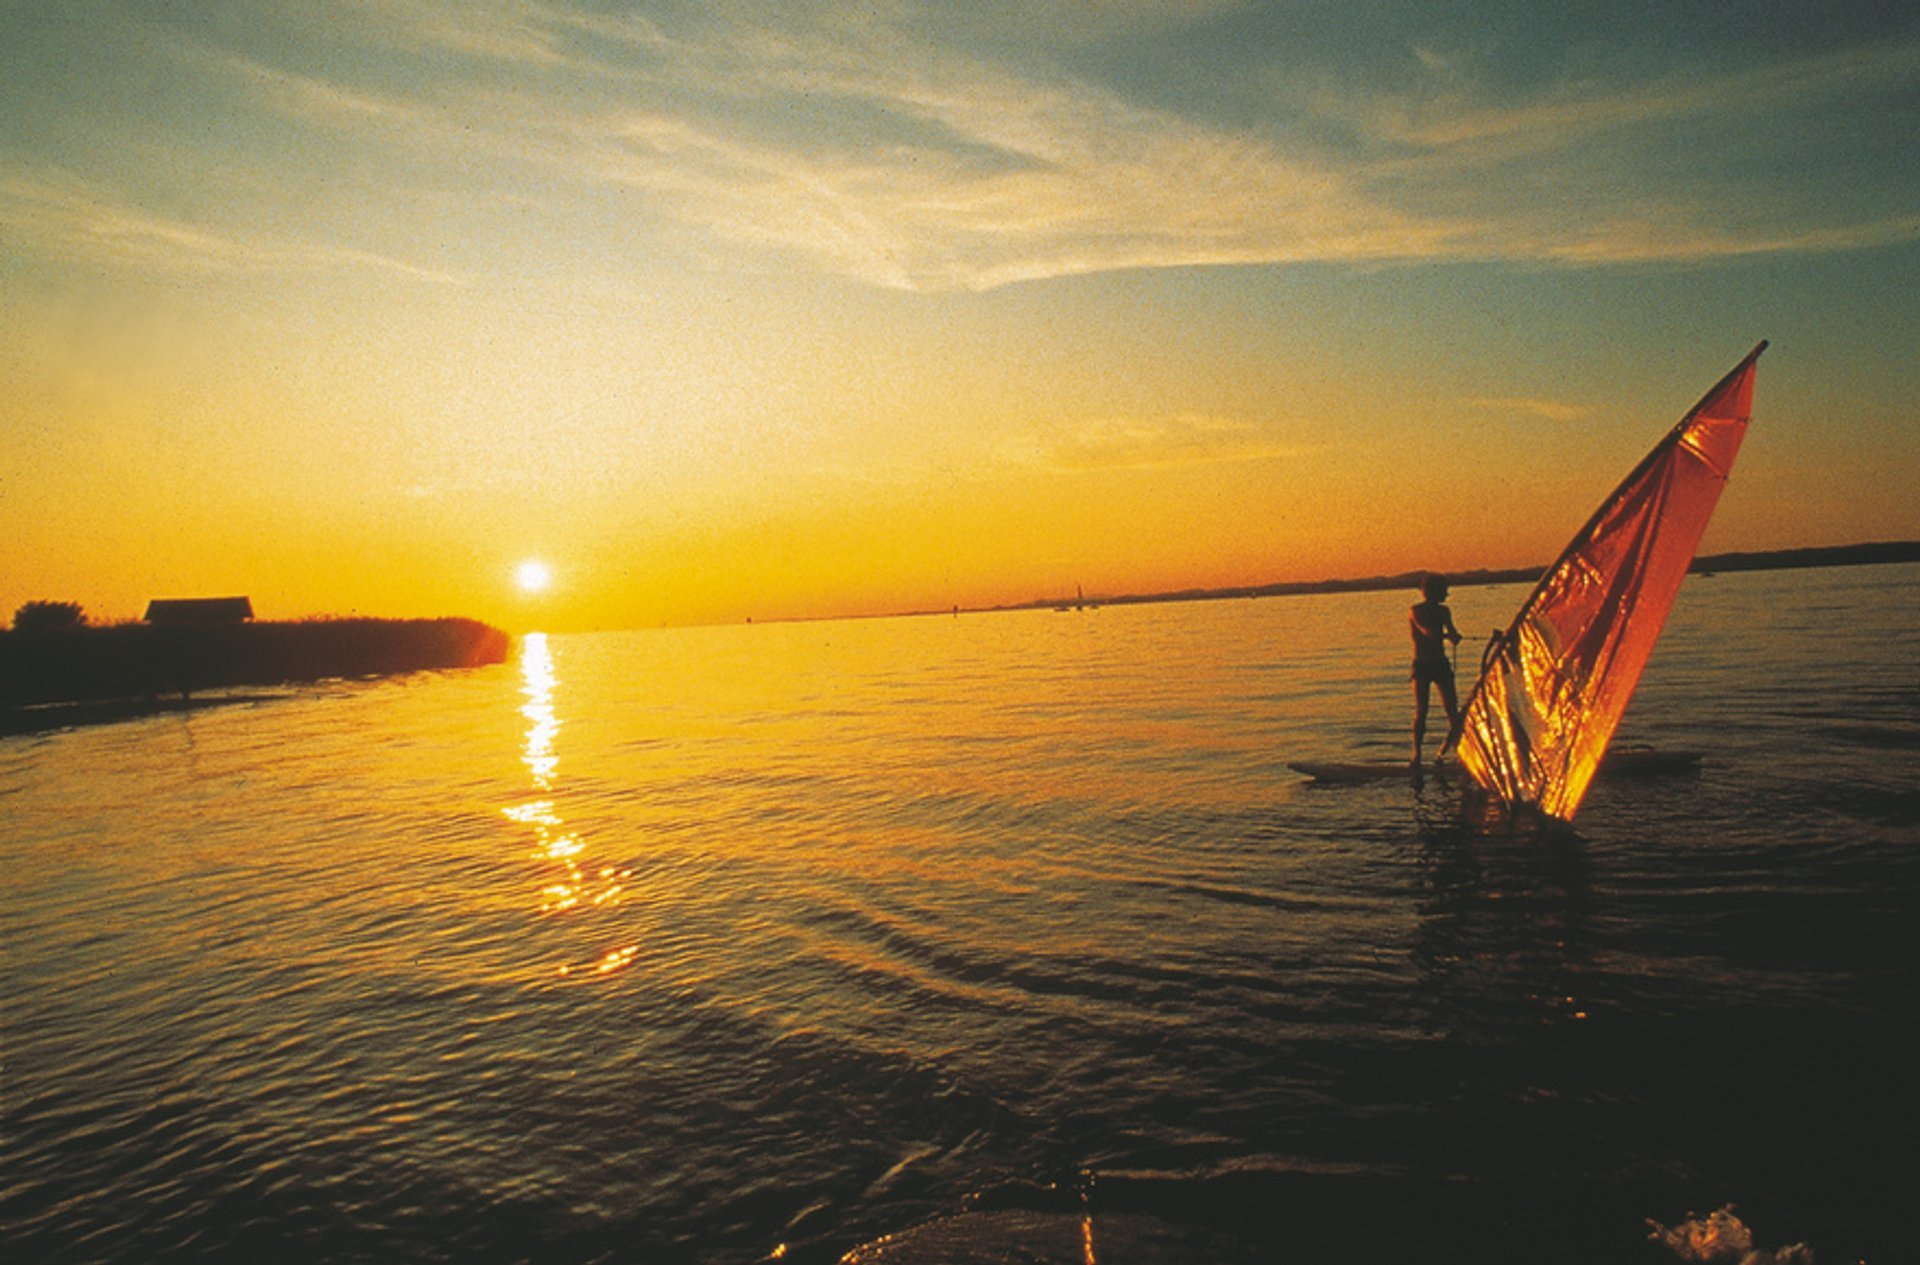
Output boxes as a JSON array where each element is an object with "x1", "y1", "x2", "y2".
[{"x1": 1647, "y1": 1206, "x2": 1813, "y2": 1265}]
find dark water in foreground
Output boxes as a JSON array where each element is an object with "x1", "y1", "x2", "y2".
[{"x1": 4, "y1": 565, "x2": 1917, "y2": 1264}]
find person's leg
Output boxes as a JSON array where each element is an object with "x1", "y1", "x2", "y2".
[
  {"x1": 1412, "y1": 677, "x2": 1431, "y2": 763},
  {"x1": 1437, "y1": 673, "x2": 1461, "y2": 755}
]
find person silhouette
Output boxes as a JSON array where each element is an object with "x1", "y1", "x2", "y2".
[{"x1": 1409, "y1": 574, "x2": 1463, "y2": 764}]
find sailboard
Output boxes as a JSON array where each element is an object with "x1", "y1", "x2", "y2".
[
  {"x1": 1287, "y1": 759, "x2": 1450, "y2": 783},
  {"x1": 1287, "y1": 748, "x2": 1700, "y2": 786},
  {"x1": 1454, "y1": 342, "x2": 1767, "y2": 822}
]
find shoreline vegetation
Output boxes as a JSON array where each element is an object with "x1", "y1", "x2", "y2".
[{"x1": 2, "y1": 617, "x2": 510, "y2": 735}]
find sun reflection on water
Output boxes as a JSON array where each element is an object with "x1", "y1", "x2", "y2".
[
  {"x1": 520, "y1": 633, "x2": 560, "y2": 789},
  {"x1": 505, "y1": 633, "x2": 634, "y2": 971}
]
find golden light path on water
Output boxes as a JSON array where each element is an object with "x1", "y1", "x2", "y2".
[{"x1": 504, "y1": 631, "x2": 634, "y2": 975}]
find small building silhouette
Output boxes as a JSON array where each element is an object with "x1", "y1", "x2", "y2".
[{"x1": 144, "y1": 597, "x2": 254, "y2": 625}]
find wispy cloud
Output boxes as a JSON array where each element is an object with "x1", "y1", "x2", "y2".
[
  {"x1": 1464, "y1": 396, "x2": 1596, "y2": 424},
  {"x1": 455, "y1": 14, "x2": 1920, "y2": 286},
  {"x1": 1334, "y1": 38, "x2": 1920, "y2": 158},
  {"x1": 1539, "y1": 213, "x2": 1920, "y2": 264},
  {"x1": 404, "y1": 7, "x2": 1484, "y2": 288},
  {"x1": 15, "y1": 3, "x2": 1919, "y2": 292},
  {"x1": 219, "y1": 50, "x2": 426, "y2": 126},
  {"x1": 0, "y1": 171, "x2": 465, "y2": 282},
  {"x1": 997, "y1": 413, "x2": 1303, "y2": 472},
  {"x1": 1293, "y1": 34, "x2": 1920, "y2": 266},
  {"x1": 341, "y1": 0, "x2": 586, "y2": 67}
]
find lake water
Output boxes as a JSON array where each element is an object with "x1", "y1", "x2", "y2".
[{"x1": 4, "y1": 565, "x2": 1916, "y2": 1264}]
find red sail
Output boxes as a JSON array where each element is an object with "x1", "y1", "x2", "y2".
[{"x1": 1456, "y1": 343, "x2": 1766, "y2": 821}]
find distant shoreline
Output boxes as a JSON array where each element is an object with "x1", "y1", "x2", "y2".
[{"x1": 958, "y1": 539, "x2": 1920, "y2": 619}]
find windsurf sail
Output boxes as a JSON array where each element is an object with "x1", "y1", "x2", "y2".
[{"x1": 1455, "y1": 342, "x2": 1767, "y2": 821}]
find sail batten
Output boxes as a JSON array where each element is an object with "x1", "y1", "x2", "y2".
[{"x1": 1456, "y1": 342, "x2": 1766, "y2": 822}]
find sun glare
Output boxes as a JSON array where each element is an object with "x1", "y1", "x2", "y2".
[{"x1": 516, "y1": 559, "x2": 553, "y2": 594}]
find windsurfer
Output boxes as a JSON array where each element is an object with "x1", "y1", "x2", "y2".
[{"x1": 1410, "y1": 575, "x2": 1463, "y2": 764}]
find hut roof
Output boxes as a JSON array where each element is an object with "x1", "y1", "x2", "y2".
[{"x1": 144, "y1": 597, "x2": 254, "y2": 624}]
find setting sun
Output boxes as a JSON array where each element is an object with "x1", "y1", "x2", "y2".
[{"x1": 515, "y1": 559, "x2": 553, "y2": 594}]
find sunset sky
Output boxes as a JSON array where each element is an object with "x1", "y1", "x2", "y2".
[{"x1": 5, "y1": 2, "x2": 1917, "y2": 631}]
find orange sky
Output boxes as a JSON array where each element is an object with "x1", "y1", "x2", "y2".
[{"x1": 5, "y1": 5, "x2": 1918, "y2": 631}]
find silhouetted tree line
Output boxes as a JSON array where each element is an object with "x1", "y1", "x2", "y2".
[
  {"x1": 12, "y1": 600, "x2": 87, "y2": 633},
  {"x1": 1, "y1": 616, "x2": 510, "y2": 708}
]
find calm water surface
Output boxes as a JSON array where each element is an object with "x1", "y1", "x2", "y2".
[{"x1": 4, "y1": 566, "x2": 1917, "y2": 1263}]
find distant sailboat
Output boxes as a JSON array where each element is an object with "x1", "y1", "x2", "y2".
[{"x1": 1455, "y1": 342, "x2": 1767, "y2": 822}]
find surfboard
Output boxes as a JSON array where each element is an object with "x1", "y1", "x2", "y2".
[{"x1": 1287, "y1": 760, "x2": 1447, "y2": 783}]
